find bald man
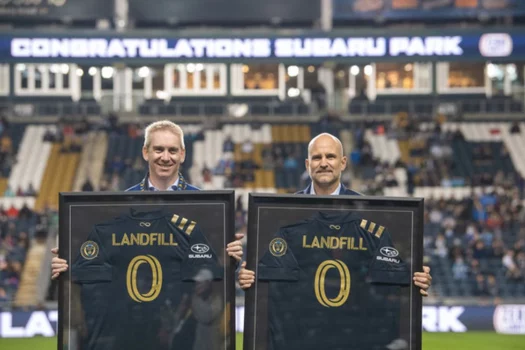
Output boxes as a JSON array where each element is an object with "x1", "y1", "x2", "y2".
[
  {"x1": 298, "y1": 132, "x2": 360, "y2": 196},
  {"x1": 238, "y1": 133, "x2": 432, "y2": 295}
]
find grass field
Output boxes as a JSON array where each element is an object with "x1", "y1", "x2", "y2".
[{"x1": 1, "y1": 332, "x2": 525, "y2": 350}]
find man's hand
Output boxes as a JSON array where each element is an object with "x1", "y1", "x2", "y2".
[
  {"x1": 238, "y1": 262, "x2": 255, "y2": 290},
  {"x1": 226, "y1": 233, "x2": 244, "y2": 262},
  {"x1": 413, "y1": 266, "x2": 432, "y2": 297},
  {"x1": 51, "y1": 247, "x2": 69, "y2": 280}
]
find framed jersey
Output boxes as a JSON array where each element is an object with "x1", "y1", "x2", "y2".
[
  {"x1": 243, "y1": 193, "x2": 424, "y2": 350},
  {"x1": 58, "y1": 191, "x2": 236, "y2": 350}
]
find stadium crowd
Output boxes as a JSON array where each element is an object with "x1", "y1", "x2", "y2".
[
  {"x1": 1, "y1": 113, "x2": 524, "y2": 302},
  {"x1": 0, "y1": 203, "x2": 57, "y2": 303}
]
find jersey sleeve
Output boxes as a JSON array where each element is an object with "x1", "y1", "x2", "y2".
[
  {"x1": 71, "y1": 226, "x2": 113, "y2": 284},
  {"x1": 368, "y1": 225, "x2": 410, "y2": 286},
  {"x1": 179, "y1": 221, "x2": 224, "y2": 282},
  {"x1": 257, "y1": 228, "x2": 299, "y2": 281}
]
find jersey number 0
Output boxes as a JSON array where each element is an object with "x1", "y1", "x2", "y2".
[
  {"x1": 314, "y1": 259, "x2": 351, "y2": 307},
  {"x1": 126, "y1": 255, "x2": 163, "y2": 302}
]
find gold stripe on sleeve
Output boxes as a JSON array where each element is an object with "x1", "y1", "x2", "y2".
[
  {"x1": 375, "y1": 226, "x2": 385, "y2": 238},
  {"x1": 178, "y1": 218, "x2": 188, "y2": 231},
  {"x1": 186, "y1": 221, "x2": 196, "y2": 235}
]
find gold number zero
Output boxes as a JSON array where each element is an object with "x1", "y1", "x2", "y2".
[
  {"x1": 126, "y1": 255, "x2": 163, "y2": 303},
  {"x1": 314, "y1": 259, "x2": 351, "y2": 307}
]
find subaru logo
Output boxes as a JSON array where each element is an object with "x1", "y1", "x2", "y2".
[
  {"x1": 139, "y1": 222, "x2": 151, "y2": 227},
  {"x1": 479, "y1": 33, "x2": 513, "y2": 57},
  {"x1": 191, "y1": 244, "x2": 210, "y2": 254},
  {"x1": 380, "y1": 247, "x2": 399, "y2": 258}
]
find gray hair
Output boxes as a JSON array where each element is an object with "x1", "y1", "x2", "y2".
[{"x1": 143, "y1": 120, "x2": 185, "y2": 150}]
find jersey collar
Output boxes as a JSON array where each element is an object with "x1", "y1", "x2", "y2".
[
  {"x1": 139, "y1": 172, "x2": 188, "y2": 191},
  {"x1": 314, "y1": 211, "x2": 362, "y2": 224},
  {"x1": 309, "y1": 183, "x2": 342, "y2": 195}
]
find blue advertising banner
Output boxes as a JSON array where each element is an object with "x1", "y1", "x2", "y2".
[
  {"x1": 0, "y1": 31, "x2": 523, "y2": 63},
  {"x1": 0, "y1": 305, "x2": 524, "y2": 338},
  {"x1": 333, "y1": 0, "x2": 525, "y2": 21},
  {"x1": 0, "y1": 310, "x2": 58, "y2": 337}
]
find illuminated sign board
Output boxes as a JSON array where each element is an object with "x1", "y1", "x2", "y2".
[
  {"x1": 0, "y1": 32, "x2": 521, "y2": 63},
  {"x1": 1, "y1": 306, "x2": 524, "y2": 338}
]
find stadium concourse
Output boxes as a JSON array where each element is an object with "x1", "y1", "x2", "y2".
[{"x1": 0, "y1": 113, "x2": 523, "y2": 307}]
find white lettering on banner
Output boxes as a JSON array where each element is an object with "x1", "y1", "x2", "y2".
[
  {"x1": 189, "y1": 39, "x2": 207, "y2": 57},
  {"x1": 11, "y1": 38, "x2": 29, "y2": 56},
  {"x1": 25, "y1": 312, "x2": 55, "y2": 337},
  {"x1": 71, "y1": 39, "x2": 89, "y2": 58},
  {"x1": 89, "y1": 39, "x2": 108, "y2": 57},
  {"x1": 139, "y1": 39, "x2": 157, "y2": 57},
  {"x1": 11, "y1": 36, "x2": 467, "y2": 59},
  {"x1": 389, "y1": 36, "x2": 463, "y2": 56},
  {"x1": 422, "y1": 306, "x2": 466, "y2": 332},
  {"x1": 493, "y1": 305, "x2": 525, "y2": 335},
  {"x1": 32, "y1": 39, "x2": 49, "y2": 57},
  {"x1": 50, "y1": 38, "x2": 69, "y2": 57},
  {"x1": 0, "y1": 311, "x2": 57, "y2": 338},
  {"x1": 10, "y1": 38, "x2": 273, "y2": 59},
  {"x1": 107, "y1": 39, "x2": 127, "y2": 57},
  {"x1": 252, "y1": 39, "x2": 272, "y2": 57},
  {"x1": 274, "y1": 37, "x2": 386, "y2": 57},
  {"x1": 0, "y1": 313, "x2": 24, "y2": 337}
]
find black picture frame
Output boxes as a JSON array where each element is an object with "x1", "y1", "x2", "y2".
[
  {"x1": 244, "y1": 193, "x2": 424, "y2": 350},
  {"x1": 57, "y1": 190, "x2": 236, "y2": 350}
]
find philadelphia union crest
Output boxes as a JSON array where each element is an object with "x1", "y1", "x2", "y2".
[
  {"x1": 269, "y1": 238, "x2": 287, "y2": 257},
  {"x1": 80, "y1": 241, "x2": 99, "y2": 260}
]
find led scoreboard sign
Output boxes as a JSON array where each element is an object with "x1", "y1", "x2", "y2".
[
  {"x1": 10, "y1": 36, "x2": 467, "y2": 58},
  {"x1": 0, "y1": 32, "x2": 520, "y2": 62}
]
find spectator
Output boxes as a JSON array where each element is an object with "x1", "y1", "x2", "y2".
[
  {"x1": 222, "y1": 135, "x2": 234, "y2": 153},
  {"x1": 81, "y1": 179, "x2": 94, "y2": 192},
  {"x1": 502, "y1": 250, "x2": 521, "y2": 280},
  {"x1": 434, "y1": 233, "x2": 448, "y2": 258},
  {"x1": 492, "y1": 239, "x2": 505, "y2": 259},
  {"x1": 510, "y1": 121, "x2": 521, "y2": 134},
  {"x1": 18, "y1": 205, "x2": 32, "y2": 221},
  {"x1": 43, "y1": 128, "x2": 55, "y2": 142},
  {"x1": 235, "y1": 210, "x2": 246, "y2": 232},
  {"x1": 235, "y1": 196, "x2": 244, "y2": 213},
  {"x1": 452, "y1": 256, "x2": 468, "y2": 280},
  {"x1": 486, "y1": 275, "x2": 498, "y2": 297},
  {"x1": 283, "y1": 154, "x2": 298, "y2": 170},
  {"x1": 480, "y1": 227, "x2": 494, "y2": 247},
  {"x1": 0, "y1": 287, "x2": 7, "y2": 302},
  {"x1": 516, "y1": 251, "x2": 525, "y2": 276},
  {"x1": 470, "y1": 259, "x2": 481, "y2": 275},
  {"x1": 241, "y1": 139, "x2": 253, "y2": 154},
  {"x1": 6, "y1": 206, "x2": 18, "y2": 219},
  {"x1": 214, "y1": 153, "x2": 234, "y2": 176},
  {"x1": 132, "y1": 156, "x2": 144, "y2": 175},
  {"x1": 201, "y1": 167, "x2": 214, "y2": 190},
  {"x1": 472, "y1": 274, "x2": 489, "y2": 296},
  {"x1": 110, "y1": 156, "x2": 126, "y2": 175},
  {"x1": 472, "y1": 240, "x2": 489, "y2": 260},
  {"x1": 25, "y1": 183, "x2": 37, "y2": 197},
  {"x1": 4, "y1": 186, "x2": 14, "y2": 197}
]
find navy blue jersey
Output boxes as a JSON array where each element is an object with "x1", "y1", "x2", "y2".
[
  {"x1": 258, "y1": 211, "x2": 410, "y2": 350},
  {"x1": 71, "y1": 209, "x2": 223, "y2": 350}
]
